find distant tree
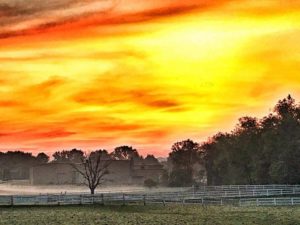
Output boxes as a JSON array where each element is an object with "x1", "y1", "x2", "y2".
[
  {"x1": 90, "y1": 149, "x2": 111, "y2": 160},
  {"x1": 168, "y1": 139, "x2": 201, "y2": 186},
  {"x1": 144, "y1": 155, "x2": 159, "y2": 164},
  {"x1": 36, "y1": 152, "x2": 49, "y2": 164},
  {"x1": 169, "y1": 139, "x2": 201, "y2": 169},
  {"x1": 70, "y1": 151, "x2": 112, "y2": 194},
  {"x1": 52, "y1": 151, "x2": 67, "y2": 162},
  {"x1": 274, "y1": 94, "x2": 296, "y2": 117},
  {"x1": 112, "y1": 146, "x2": 139, "y2": 160},
  {"x1": 52, "y1": 149, "x2": 84, "y2": 163}
]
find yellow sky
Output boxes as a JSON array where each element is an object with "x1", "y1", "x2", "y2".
[{"x1": 0, "y1": 0, "x2": 300, "y2": 156}]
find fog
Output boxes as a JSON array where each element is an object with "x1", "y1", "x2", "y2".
[{"x1": 0, "y1": 180, "x2": 187, "y2": 195}]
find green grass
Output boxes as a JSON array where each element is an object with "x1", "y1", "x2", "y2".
[{"x1": 0, "y1": 204, "x2": 300, "y2": 225}]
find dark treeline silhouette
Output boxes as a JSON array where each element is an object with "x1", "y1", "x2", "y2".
[
  {"x1": 202, "y1": 95, "x2": 300, "y2": 185},
  {"x1": 51, "y1": 146, "x2": 143, "y2": 163},
  {"x1": 0, "y1": 151, "x2": 49, "y2": 180},
  {"x1": 0, "y1": 146, "x2": 149, "y2": 181},
  {"x1": 0, "y1": 95, "x2": 299, "y2": 186}
]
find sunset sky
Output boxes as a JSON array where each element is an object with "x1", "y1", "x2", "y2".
[{"x1": 0, "y1": 0, "x2": 300, "y2": 156}]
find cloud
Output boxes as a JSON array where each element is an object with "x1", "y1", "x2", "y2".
[
  {"x1": 0, "y1": 76, "x2": 70, "y2": 120},
  {"x1": 72, "y1": 73, "x2": 184, "y2": 111},
  {"x1": 1, "y1": 1, "x2": 300, "y2": 41},
  {"x1": 0, "y1": 0, "x2": 233, "y2": 39},
  {"x1": 0, "y1": 129, "x2": 76, "y2": 140},
  {"x1": 223, "y1": 0, "x2": 300, "y2": 17}
]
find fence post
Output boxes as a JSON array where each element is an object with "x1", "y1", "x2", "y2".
[
  {"x1": 92, "y1": 194, "x2": 94, "y2": 204},
  {"x1": 162, "y1": 197, "x2": 166, "y2": 206},
  {"x1": 256, "y1": 198, "x2": 259, "y2": 206},
  {"x1": 274, "y1": 198, "x2": 276, "y2": 206},
  {"x1": 267, "y1": 189, "x2": 269, "y2": 196},
  {"x1": 193, "y1": 185, "x2": 195, "y2": 198},
  {"x1": 201, "y1": 197, "x2": 204, "y2": 205},
  {"x1": 143, "y1": 194, "x2": 146, "y2": 206},
  {"x1": 101, "y1": 194, "x2": 104, "y2": 206},
  {"x1": 220, "y1": 198, "x2": 223, "y2": 206},
  {"x1": 10, "y1": 196, "x2": 14, "y2": 206},
  {"x1": 291, "y1": 198, "x2": 294, "y2": 206},
  {"x1": 122, "y1": 194, "x2": 126, "y2": 206}
]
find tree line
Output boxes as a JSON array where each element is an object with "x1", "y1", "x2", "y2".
[
  {"x1": 202, "y1": 95, "x2": 300, "y2": 185},
  {"x1": 0, "y1": 95, "x2": 299, "y2": 186},
  {"x1": 168, "y1": 95, "x2": 300, "y2": 186},
  {"x1": 0, "y1": 146, "x2": 158, "y2": 181}
]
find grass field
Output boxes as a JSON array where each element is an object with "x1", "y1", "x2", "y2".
[{"x1": 0, "y1": 205, "x2": 300, "y2": 225}]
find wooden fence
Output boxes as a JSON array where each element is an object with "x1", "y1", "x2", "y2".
[
  {"x1": 1, "y1": 185, "x2": 300, "y2": 207},
  {"x1": 0, "y1": 194, "x2": 300, "y2": 206},
  {"x1": 1, "y1": 193, "x2": 300, "y2": 207}
]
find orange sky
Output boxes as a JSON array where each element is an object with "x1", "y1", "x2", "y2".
[{"x1": 0, "y1": 0, "x2": 300, "y2": 156}]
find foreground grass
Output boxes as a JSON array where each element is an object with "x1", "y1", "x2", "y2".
[{"x1": 0, "y1": 204, "x2": 300, "y2": 225}]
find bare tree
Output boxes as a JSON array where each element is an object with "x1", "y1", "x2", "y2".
[{"x1": 70, "y1": 151, "x2": 111, "y2": 194}]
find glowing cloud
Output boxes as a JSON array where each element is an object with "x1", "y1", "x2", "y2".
[{"x1": 0, "y1": 0, "x2": 300, "y2": 156}]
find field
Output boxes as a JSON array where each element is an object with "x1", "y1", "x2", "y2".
[{"x1": 0, "y1": 205, "x2": 300, "y2": 225}]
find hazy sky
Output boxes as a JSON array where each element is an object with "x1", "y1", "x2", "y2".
[{"x1": 0, "y1": 0, "x2": 300, "y2": 156}]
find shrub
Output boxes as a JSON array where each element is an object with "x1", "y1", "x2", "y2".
[{"x1": 144, "y1": 178, "x2": 158, "y2": 188}]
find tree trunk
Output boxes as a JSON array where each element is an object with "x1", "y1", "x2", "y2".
[{"x1": 90, "y1": 188, "x2": 95, "y2": 195}]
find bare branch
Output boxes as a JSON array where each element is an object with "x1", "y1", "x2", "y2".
[{"x1": 69, "y1": 151, "x2": 112, "y2": 194}]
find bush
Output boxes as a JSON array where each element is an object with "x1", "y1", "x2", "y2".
[
  {"x1": 168, "y1": 168, "x2": 194, "y2": 187},
  {"x1": 144, "y1": 178, "x2": 158, "y2": 188}
]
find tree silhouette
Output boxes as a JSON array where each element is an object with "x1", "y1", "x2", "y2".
[
  {"x1": 36, "y1": 152, "x2": 49, "y2": 164},
  {"x1": 52, "y1": 149, "x2": 84, "y2": 163},
  {"x1": 112, "y1": 146, "x2": 139, "y2": 160},
  {"x1": 168, "y1": 139, "x2": 201, "y2": 186},
  {"x1": 70, "y1": 151, "x2": 111, "y2": 194}
]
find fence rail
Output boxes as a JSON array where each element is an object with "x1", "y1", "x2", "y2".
[
  {"x1": 197, "y1": 184, "x2": 300, "y2": 191},
  {"x1": 239, "y1": 197, "x2": 300, "y2": 206},
  {"x1": 192, "y1": 188, "x2": 300, "y2": 198},
  {"x1": 1, "y1": 193, "x2": 300, "y2": 207}
]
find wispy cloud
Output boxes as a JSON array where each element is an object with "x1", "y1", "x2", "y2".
[{"x1": 0, "y1": 0, "x2": 233, "y2": 39}]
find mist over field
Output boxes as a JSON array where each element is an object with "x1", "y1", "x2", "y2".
[{"x1": 0, "y1": 180, "x2": 186, "y2": 195}]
